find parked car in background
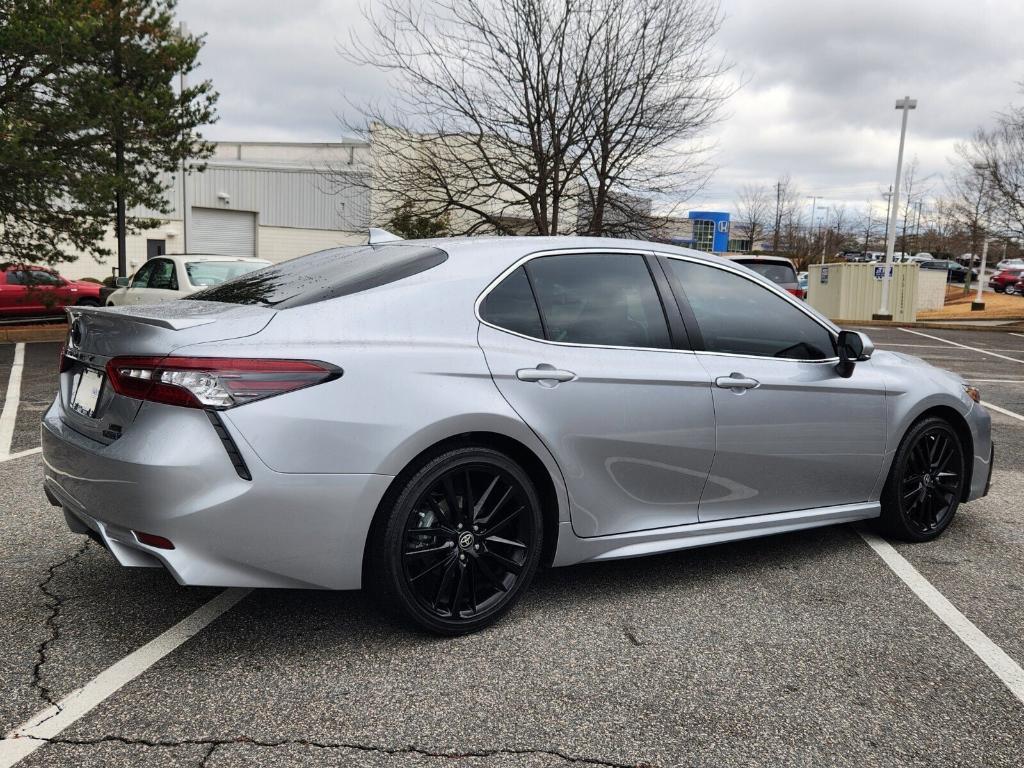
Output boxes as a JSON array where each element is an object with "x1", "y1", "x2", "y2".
[
  {"x1": 0, "y1": 264, "x2": 102, "y2": 317},
  {"x1": 797, "y1": 271, "x2": 809, "y2": 294},
  {"x1": 726, "y1": 255, "x2": 804, "y2": 299},
  {"x1": 989, "y1": 267, "x2": 1024, "y2": 293},
  {"x1": 1005, "y1": 278, "x2": 1024, "y2": 296},
  {"x1": 995, "y1": 258, "x2": 1024, "y2": 271},
  {"x1": 106, "y1": 255, "x2": 272, "y2": 306},
  {"x1": 920, "y1": 259, "x2": 972, "y2": 283}
]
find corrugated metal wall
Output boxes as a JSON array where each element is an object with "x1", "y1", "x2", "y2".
[
  {"x1": 807, "y1": 262, "x2": 920, "y2": 322},
  {"x1": 132, "y1": 165, "x2": 370, "y2": 232}
]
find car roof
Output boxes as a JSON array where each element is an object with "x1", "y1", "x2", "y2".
[{"x1": 166, "y1": 254, "x2": 270, "y2": 263}]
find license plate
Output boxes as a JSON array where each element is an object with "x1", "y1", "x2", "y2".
[{"x1": 70, "y1": 368, "x2": 105, "y2": 418}]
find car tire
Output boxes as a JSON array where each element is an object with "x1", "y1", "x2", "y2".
[
  {"x1": 994, "y1": 285, "x2": 1005, "y2": 293},
  {"x1": 76, "y1": 298, "x2": 100, "y2": 307},
  {"x1": 1006, "y1": 284, "x2": 1017, "y2": 296},
  {"x1": 368, "y1": 446, "x2": 544, "y2": 635},
  {"x1": 875, "y1": 416, "x2": 966, "y2": 543}
]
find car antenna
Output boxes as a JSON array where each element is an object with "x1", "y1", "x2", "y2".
[{"x1": 367, "y1": 228, "x2": 403, "y2": 245}]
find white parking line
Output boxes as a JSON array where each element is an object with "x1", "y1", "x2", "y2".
[
  {"x1": 0, "y1": 447, "x2": 42, "y2": 464},
  {"x1": 898, "y1": 328, "x2": 1024, "y2": 364},
  {"x1": 0, "y1": 588, "x2": 252, "y2": 767},
  {"x1": 859, "y1": 531, "x2": 1024, "y2": 706},
  {"x1": 0, "y1": 343, "x2": 26, "y2": 459},
  {"x1": 1010, "y1": 332, "x2": 1024, "y2": 340},
  {"x1": 984, "y1": 401, "x2": 1024, "y2": 423}
]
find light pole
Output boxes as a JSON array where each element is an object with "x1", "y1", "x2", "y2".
[
  {"x1": 875, "y1": 96, "x2": 917, "y2": 320},
  {"x1": 818, "y1": 205, "x2": 829, "y2": 264},
  {"x1": 972, "y1": 162, "x2": 990, "y2": 311}
]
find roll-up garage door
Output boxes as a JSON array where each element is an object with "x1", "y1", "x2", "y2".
[{"x1": 191, "y1": 208, "x2": 257, "y2": 256}]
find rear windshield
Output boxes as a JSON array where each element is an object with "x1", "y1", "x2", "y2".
[
  {"x1": 189, "y1": 244, "x2": 448, "y2": 308},
  {"x1": 185, "y1": 260, "x2": 271, "y2": 287},
  {"x1": 735, "y1": 261, "x2": 796, "y2": 285}
]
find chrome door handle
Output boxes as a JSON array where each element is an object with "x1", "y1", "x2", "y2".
[
  {"x1": 715, "y1": 374, "x2": 760, "y2": 390},
  {"x1": 516, "y1": 366, "x2": 576, "y2": 383}
]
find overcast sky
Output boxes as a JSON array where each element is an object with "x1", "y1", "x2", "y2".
[{"x1": 178, "y1": 0, "x2": 1024, "y2": 217}]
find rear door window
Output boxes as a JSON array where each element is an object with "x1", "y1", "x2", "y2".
[
  {"x1": 524, "y1": 253, "x2": 672, "y2": 349},
  {"x1": 190, "y1": 245, "x2": 448, "y2": 309},
  {"x1": 736, "y1": 261, "x2": 797, "y2": 285}
]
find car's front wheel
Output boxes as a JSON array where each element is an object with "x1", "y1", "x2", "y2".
[
  {"x1": 1006, "y1": 283, "x2": 1018, "y2": 296},
  {"x1": 876, "y1": 416, "x2": 966, "y2": 542},
  {"x1": 369, "y1": 446, "x2": 543, "y2": 635}
]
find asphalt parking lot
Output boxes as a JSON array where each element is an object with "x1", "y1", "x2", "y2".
[{"x1": 1, "y1": 330, "x2": 1022, "y2": 767}]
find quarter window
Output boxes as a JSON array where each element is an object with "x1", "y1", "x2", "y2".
[
  {"x1": 525, "y1": 253, "x2": 671, "y2": 349},
  {"x1": 667, "y1": 260, "x2": 834, "y2": 360},
  {"x1": 479, "y1": 266, "x2": 544, "y2": 339}
]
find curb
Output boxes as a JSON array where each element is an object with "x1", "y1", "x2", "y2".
[
  {"x1": 0, "y1": 325, "x2": 68, "y2": 343},
  {"x1": 835, "y1": 319, "x2": 1024, "y2": 333}
]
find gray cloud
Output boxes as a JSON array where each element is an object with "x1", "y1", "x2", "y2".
[{"x1": 178, "y1": 0, "x2": 1024, "y2": 213}]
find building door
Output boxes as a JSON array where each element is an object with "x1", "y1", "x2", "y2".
[
  {"x1": 146, "y1": 239, "x2": 166, "y2": 260},
  {"x1": 191, "y1": 208, "x2": 257, "y2": 256}
]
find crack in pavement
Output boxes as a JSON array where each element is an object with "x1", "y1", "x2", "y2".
[
  {"x1": 8, "y1": 734, "x2": 653, "y2": 767},
  {"x1": 30, "y1": 539, "x2": 91, "y2": 711}
]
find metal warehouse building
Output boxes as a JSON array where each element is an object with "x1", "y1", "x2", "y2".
[{"x1": 62, "y1": 141, "x2": 372, "y2": 280}]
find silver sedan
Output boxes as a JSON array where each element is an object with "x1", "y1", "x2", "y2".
[{"x1": 42, "y1": 236, "x2": 994, "y2": 634}]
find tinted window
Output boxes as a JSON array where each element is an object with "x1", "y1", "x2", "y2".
[
  {"x1": 479, "y1": 266, "x2": 543, "y2": 339},
  {"x1": 5, "y1": 270, "x2": 26, "y2": 285},
  {"x1": 28, "y1": 270, "x2": 62, "y2": 285},
  {"x1": 190, "y1": 244, "x2": 447, "y2": 309},
  {"x1": 525, "y1": 254, "x2": 671, "y2": 349},
  {"x1": 668, "y1": 260, "x2": 834, "y2": 360},
  {"x1": 734, "y1": 261, "x2": 796, "y2": 285}
]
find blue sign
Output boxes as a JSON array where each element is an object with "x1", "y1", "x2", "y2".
[{"x1": 688, "y1": 211, "x2": 731, "y2": 252}]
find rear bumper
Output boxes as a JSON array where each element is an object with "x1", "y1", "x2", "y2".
[{"x1": 41, "y1": 398, "x2": 392, "y2": 589}]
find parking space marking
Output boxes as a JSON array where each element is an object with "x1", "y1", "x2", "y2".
[
  {"x1": 0, "y1": 343, "x2": 26, "y2": 459},
  {"x1": 1010, "y1": 332, "x2": 1024, "y2": 340},
  {"x1": 984, "y1": 401, "x2": 1024, "y2": 423},
  {"x1": 0, "y1": 587, "x2": 252, "y2": 768},
  {"x1": 859, "y1": 530, "x2": 1024, "y2": 706},
  {"x1": 898, "y1": 328, "x2": 1024, "y2": 364},
  {"x1": 0, "y1": 447, "x2": 42, "y2": 464}
]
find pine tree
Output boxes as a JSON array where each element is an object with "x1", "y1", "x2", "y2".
[{"x1": 0, "y1": 0, "x2": 218, "y2": 271}]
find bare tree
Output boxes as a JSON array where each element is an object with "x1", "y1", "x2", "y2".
[
  {"x1": 897, "y1": 157, "x2": 932, "y2": 255},
  {"x1": 768, "y1": 173, "x2": 799, "y2": 253},
  {"x1": 340, "y1": 0, "x2": 732, "y2": 236},
  {"x1": 859, "y1": 202, "x2": 880, "y2": 253},
  {"x1": 947, "y1": 144, "x2": 998, "y2": 292},
  {"x1": 733, "y1": 183, "x2": 770, "y2": 251},
  {"x1": 968, "y1": 103, "x2": 1024, "y2": 239}
]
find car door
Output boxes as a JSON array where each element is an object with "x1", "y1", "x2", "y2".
[
  {"x1": 0, "y1": 270, "x2": 31, "y2": 315},
  {"x1": 133, "y1": 258, "x2": 181, "y2": 304},
  {"x1": 660, "y1": 256, "x2": 887, "y2": 522},
  {"x1": 476, "y1": 250, "x2": 716, "y2": 538},
  {"x1": 121, "y1": 261, "x2": 156, "y2": 305}
]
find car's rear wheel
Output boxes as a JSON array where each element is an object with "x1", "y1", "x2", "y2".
[
  {"x1": 370, "y1": 446, "x2": 543, "y2": 635},
  {"x1": 876, "y1": 416, "x2": 966, "y2": 542}
]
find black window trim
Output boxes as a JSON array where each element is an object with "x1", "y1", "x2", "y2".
[
  {"x1": 654, "y1": 252, "x2": 840, "y2": 364},
  {"x1": 474, "y1": 247, "x2": 692, "y2": 353}
]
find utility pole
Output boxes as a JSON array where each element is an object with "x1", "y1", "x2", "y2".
[{"x1": 875, "y1": 96, "x2": 916, "y2": 320}]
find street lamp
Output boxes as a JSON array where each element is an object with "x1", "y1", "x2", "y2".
[
  {"x1": 818, "y1": 205, "x2": 829, "y2": 264},
  {"x1": 875, "y1": 96, "x2": 917, "y2": 320}
]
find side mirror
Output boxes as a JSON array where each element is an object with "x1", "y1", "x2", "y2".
[
  {"x1": 115, "y1": 276, "x2": 130, "y2": 287},
  {"x1": 835, "y1": 330, "x2": 873, "y2": 378}
]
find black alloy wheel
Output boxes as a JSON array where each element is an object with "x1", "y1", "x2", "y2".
[
  {"x1": 372, "y1": 446, "x2": 543, "y2": 634},
  {"x1": 878, "y1": 417, "x2": 965, "y2": 542}
]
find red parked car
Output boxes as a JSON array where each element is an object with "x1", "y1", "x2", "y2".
[
  {"x1": 988, "y1": 267, "x2": 1024, "y2": 293},
  {"x1": 0, "y1": 264, "x2": 102, "y2": 318},
  {"x1": 1005, "y1": 278, "x2": 1024, "y2": 296}
]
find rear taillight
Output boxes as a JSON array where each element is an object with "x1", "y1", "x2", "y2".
[
  {"x1": 786, "y1": 287, "x2": 806, "y2": 299},
  {"x1": 105, "y1": 357, "x2": 340, "y2": 410}
]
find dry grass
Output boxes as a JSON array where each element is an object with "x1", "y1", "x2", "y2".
[{"x1": 917, "y1": 286, "x2": 1024, "y2": 320}]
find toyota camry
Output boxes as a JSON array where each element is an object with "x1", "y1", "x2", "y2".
[{"x1": 42, "y1": 235, "x2": 994, "y2": 634}]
